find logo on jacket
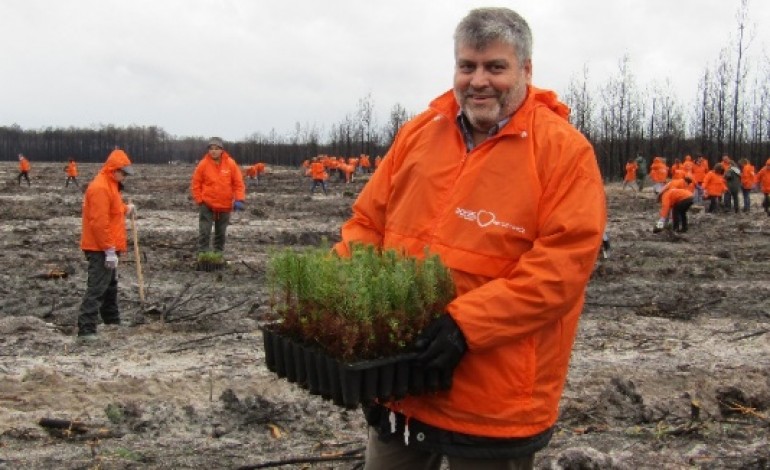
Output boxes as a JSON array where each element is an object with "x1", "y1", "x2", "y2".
[{"x1": 455, "y1": 207, "x2": 525, "y2": 234}]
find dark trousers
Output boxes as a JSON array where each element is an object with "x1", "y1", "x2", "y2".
[
  {"x1": 364, "y1": 428, "x2": 535, "y2": 470},
  {"x1": 762, "y1": 193, "x2": 770, "y2": 215},
  {"x1": 78, "y1": 251, "x2": 120, "y2": 335},
  {"x1": 706, "y1": 196, "x2": 720, "y2": 213},
  {"x1": 310, "y1": 179, "x2": 327, "y2": 195},
  {"x1": 198, "y1": 204, "x2": 231, "y2": 253},
  {"x1": 723, "y1": 189, "x2": 740, "y2": 213},
  {"x1": 17, "y1": 171, "x2": 30, "y2": 186},
  {"x1": 741, "y1": 188, "x2": 751, "y2": 212},
  {"x1": 66, "y1": 176, "x2": 79, "y2": 187},
  {"x1": 672, "y1": 197, "x2": 694, "y2": 232}
]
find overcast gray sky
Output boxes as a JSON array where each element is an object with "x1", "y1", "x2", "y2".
[{"x1": 1, "y1": 0, "x2": 767, "y2": 141}]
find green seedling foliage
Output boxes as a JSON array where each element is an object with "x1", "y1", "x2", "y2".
[
  {"x1": 197, "y1": 251, "x2": 224, "y2": 263},
  {"x1": 266, "y1": 243, "x2": 455, "y2": 361}
]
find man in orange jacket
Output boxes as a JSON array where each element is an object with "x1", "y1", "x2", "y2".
[
  {"x1": 308, "y1": 157, "x2": 328, "y2": 195},
  {"x1": 191, "y1": 137, "x2": 246, "y2": 255},
  {"x1": 703, "y1": 165, "x2": 727, "y2": 213},
  {"x1": 738, "y1": 158, "x2": 755, "y2": 213},
  {"x1": 77, "y1": 149, "x2": 136, "y2": 342},
  {"x1": 622, "y1": 158, "x2": 638, "y2": 191},
  {"x1": 17, "y1": 153, "x2": 31, "y2": 186},
  {"x1": 65, "y1": 158, "x2": 79, "y2": 187},
  {"x1": 334, "y1": 8, "x2": 606, "y2": 468}
]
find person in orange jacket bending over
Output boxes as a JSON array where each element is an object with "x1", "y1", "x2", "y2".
[
  {"x1": 654, "y1": 186, "x2": 694, "y2": 233},
  {"x1": 334, "y1": 7, "x2": 606, "y2": 469},
  {"x1": 77, "y1": 149, "x2": 136, "y2": 342},
  {"x1": 191, "y1": 137, "x2": 246, "y2": 255}
]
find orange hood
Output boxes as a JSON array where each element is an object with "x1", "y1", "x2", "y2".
[{"x1": 100, "y1": 150, "x2": 132, "y2": 175}]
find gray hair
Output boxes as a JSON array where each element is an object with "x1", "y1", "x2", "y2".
[{"x1": 454, "y1": 7, "x2": 532, "y2": 63}]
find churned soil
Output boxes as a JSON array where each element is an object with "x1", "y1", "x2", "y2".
[{"x1": 0, "y1": 162, "x2": 768, "y2": 469}]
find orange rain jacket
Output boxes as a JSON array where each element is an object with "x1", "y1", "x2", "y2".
[
  {"x1": 19, "y1": 157, "x2": 30, "y2": 172},
  {"x1": 309, "y1": 161, "x2": 327, "y2": 180},
  {"x1": 757, "y1": 159, "x2": 770, "y2": 194},
  {"x1": 66, "y1": 160, "x2": 78, "y2": 177},
  {"x1": 80, "y1": 150, "x2": 131, "y2": 253},
  {"x1": 692, "y1": 158, "x2": 708, "y2": 184},
  {"x1": 649, "y1": 157, "x2": 668, "y2": 183},
  {"x1": 191, "y1": 151, "x2": 245, "y2": 212},
  {"x1": 334, "y1": 87, "x2": 606, "y2": 438},
  {"x1": 624, "y1": 161, "x2": 637, "y2": 182},
  {"x1": 659, "y1": 188, "x2": 694, "y2": 218},
  {"x1": 740, "y1": 163, "x2": 756, "y2": 190},
  {"x1": 702, "y1": 169, "x2": 727, "y2": 197}
]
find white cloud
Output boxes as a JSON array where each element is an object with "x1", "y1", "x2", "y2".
[{"x1": 0, "y1": 0, "x2": 767, "y2": 140}]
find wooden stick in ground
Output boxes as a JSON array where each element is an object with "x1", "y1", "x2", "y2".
[{"x1": 129, "y1": 203, "x2": 145, "y2": 304}]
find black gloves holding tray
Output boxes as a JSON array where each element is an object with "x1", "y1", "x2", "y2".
[{"x1": 414, "y1": 314, "x2": 467, "y2": 391}]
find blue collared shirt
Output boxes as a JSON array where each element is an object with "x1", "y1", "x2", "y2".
[{"x1": 456, "y1": 111, "x2": 511, "y2": 152}]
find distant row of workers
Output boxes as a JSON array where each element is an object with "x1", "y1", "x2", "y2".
[{"x1": 635, "y1": 156, "x2": 770, "y2": 233}]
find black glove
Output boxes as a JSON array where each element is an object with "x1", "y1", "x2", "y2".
[{"x1": 414, "y1": 314, "x2": 467, "y2": 391}]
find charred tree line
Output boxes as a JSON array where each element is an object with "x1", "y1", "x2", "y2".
[
  {"x1": 0, "y1": 95, "x2": 402, "y2": 167},
  {"x1": 564, "y1": 0, "x2": 769, "y2": 180}
]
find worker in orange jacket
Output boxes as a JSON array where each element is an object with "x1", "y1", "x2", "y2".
[
  {"x1": 77, "y1": 149, "x2": 136, "y2": 341},
  {"x1": 702, "y1": 165, "x2": 727, "y2": 213},
  {"x1": 738, "y1": 158, "x2": 756, "y2": 213},
  {"x1": 654, "y1": 187, "x2": 694, "y2": 233},
  {"x1": 191, "y1": 137, "x2": 246, "y2": 255},
  {"x1": 756, "y1": 159, "x2": 770, "y2": 216},
  {"x1": 245, "y1": 162, "x2": 266, "y2": 185},
  {"x1": 17, "y1": 153, "x2": 31, "y2": 186},
  {"x1": 622, "y1": 159, "x2": 638, "y2": 190},
  {"x1": 65, "y1": 158, "x2": 79, "y2": 187},
  {"x1": 691, "y1": 156, "x2": 709, "y2": 203},
  {"x1": 308, "y1": 157, "x2": 328, "y2": 195},
  {"x1": 335, "y1": 8, "x2": 606, "y2": 467},
  {"x1": 649, "y1": 157, "x2": 669, "y2": 194}
]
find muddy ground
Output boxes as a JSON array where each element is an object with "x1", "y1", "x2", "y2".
[{"x1": 0, "y1": 161, "x2": 768, "y2": 470}]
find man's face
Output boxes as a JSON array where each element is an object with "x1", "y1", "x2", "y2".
[
  {"x1": 453, "y1": 40, "x2": 531, "y2": 133},
  {"x1": 208, "y1": 146, "x2": 223, "y2": 160}
]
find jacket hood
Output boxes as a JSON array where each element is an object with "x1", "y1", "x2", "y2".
[
  {"x1": 524, "y1": 86, "x2": 570, "y2": 120},
  {"x1": 101, "y1": 150, "x2": 133, "y2": 175}
]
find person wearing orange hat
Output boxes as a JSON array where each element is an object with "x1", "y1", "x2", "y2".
[{"x1": 77, "y1": 149, "x2": 136, "y2": 342}]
